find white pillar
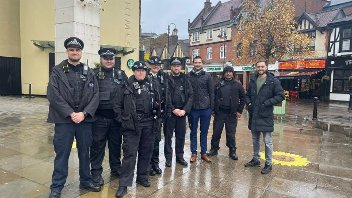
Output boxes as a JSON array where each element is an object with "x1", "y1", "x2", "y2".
[{"x1": 55, "y1": 0, "x2": 101, "y2": 66}]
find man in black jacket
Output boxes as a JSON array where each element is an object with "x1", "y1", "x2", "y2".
[
  {"x1": 244, "y1": 61, "x2": 284, "y2": 174},
  {"x1": 208, "y1": 66, "x2": 245, "y2": 160},
  {"x1": 114, "y1": 61, "x2": 161, "y2": 198},
  {"x1": 47, "y1": 37, "x2": 100, "y2": 198},
  {"x1": 187, "y1": 56, "x2": 214, "y2": 163},
  {"x1": 90, "y1": 48, "x2": 128, "y2": 186},
  {"x1": 164, "y1": 57, "x2": 193, "y2": 167},
  {"x1": 147, "y1": 56, "x2": 168, "y2": 176}
]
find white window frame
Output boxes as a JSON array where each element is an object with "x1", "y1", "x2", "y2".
[
  {"x1": 192, "y1": 49, "x2": 200, "y2": 59},
  {"x1": 220, "y1": 45, "x2": 226, "y2": 59},
  {"x1": 207, "y1": 29, "x2": 213, "y2": 39},
  {"x1": 192, "y1": 32, "x2": 199, "y2": 41},
  {"x1": 207, "y1": 47, "x2": 212, "y2": 59}
]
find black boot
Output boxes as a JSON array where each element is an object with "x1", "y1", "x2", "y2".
[
  {"x1": 149, "y1": 167, "x2": 156, "y2": 176},
  {"x1": 207, "y1": 148, "x2": 218, "y2": 156},
  {"x1": 229, "y1": 149, "x2": 238, "y2": 160},
  {"x1": 153, "y1": 165, "x2": 162, "y2": 174},
  {"x1": 261, "y1": 163, "x2": 272, "y2": 174},
  {"x1": 49, "y1": 190, "x2": 61, "y2": 198},
  {"x1": 244, "y1": 158, "x2": 261, "y2": 167},
  {"x1": 115, "y1": 186, "x2": 127, "y2": 197}
]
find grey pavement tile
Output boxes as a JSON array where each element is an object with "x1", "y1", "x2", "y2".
[
  {"x1": 266, "y1": 177, "x2": 317, "y2": 197},
  {"x1": 0, "y1": 154, "x2": 45, "y2": 171},
  {"x1": 0, "y1": 168, "x2": 22, "y2": 185},
  {"x1": 0, "y1": 178, "x2": 49, "y2": 198}
]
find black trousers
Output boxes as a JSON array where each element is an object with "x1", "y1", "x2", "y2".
[
  {"x1": 211, "y1": 110, "x2": 238, "y2": 151},
  {"x1": 90, "y1": 115, "x2": 122, "y2": 178},
  {"x1": 50, "y1": 122, "x2": 93, "y2": 192},
  {"x1": 150, "y1": 118, "x2": 164, "y2": 168},
  {"x1": 164, "y1": 114, "x2": 186, "y2": 161},
  {"x1": 119, "y1": 121, "x2": 155, "y2": 187}
]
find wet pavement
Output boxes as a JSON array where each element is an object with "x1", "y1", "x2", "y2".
[{"x1": 0, "y1": 96, "x2": 351, "y2": 198}]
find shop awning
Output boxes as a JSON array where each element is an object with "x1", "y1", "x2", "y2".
[
  {"x1": 32, "y1": 40, "x2": 55, "y2": 49},
  {"x1": 275, "y1": 71, "x2": 320, "y2": 79},
  {"x1": 100, "y1": 44, "x2": 135, "y2": 56}
]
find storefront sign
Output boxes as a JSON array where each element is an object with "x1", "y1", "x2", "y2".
[
  {"x1": 279, "y1": 60, "x2": 325, "y2": 70},
  {"x1": 127, "y1": 59, "x2": 134, "y2": 69},
  {"x1": 205, "y1": 67, "x2": 223, "y2": 72},
  {"x1": 242, "y1": 66, "x2": 254, "y2": 71},
  {"x1": 327, "y1": 56, "x2": 352, "y2": 68}
]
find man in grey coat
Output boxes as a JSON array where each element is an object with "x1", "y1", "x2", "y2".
[
  {"x1": 245, "y1": 60, "x2": 284, "y2": 174},
  {"x1": 47, "y1": 37, "x2": 100, "y2": 198}
]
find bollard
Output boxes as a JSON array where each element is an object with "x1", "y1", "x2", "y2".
[
  {"x1": 349, "y1": 94, "x2": 352, "y2": 111},
  {"x1": 28, "y1": 84, "x2": 32, "y2": 98},
  {"x1": 312, "y1": 97, "x2": 318, "y2": 120}
]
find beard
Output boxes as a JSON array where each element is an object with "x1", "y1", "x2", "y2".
[
  {"x1": 257, "y1": 70, "x2": 266, "y2": 76},
  {"x1": 68, "y1": 57, "x2": 81, "y2": 63}
]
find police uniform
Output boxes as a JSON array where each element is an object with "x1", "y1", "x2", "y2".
[
  {"x1": 90, "y1": 48, "x2": 128, "y2": 186},
  {"x1": 208, "y1": 66, "x2": 246, "y2": 160},
  {"x1": 47, "y1": 37, "x2": 100, "y2": 198},
  {"x1": 164, "y1": 58, "x2": 193, "y2": 167},
  {"x1": 114, "y1": 61, "x2": 161, "y2": 197},
  {"x1": 147, "y1": 56, "x2": 168, "y2": 175}
]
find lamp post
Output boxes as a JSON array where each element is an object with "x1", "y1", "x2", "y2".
[
  {"x1": 218, "y1": 30, "x2": 227, "y2": 67},
  {"x1": 167, "y1": 23, "x2": 177, "y2": 59}
]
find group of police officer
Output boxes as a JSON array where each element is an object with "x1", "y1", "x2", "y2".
[{"x1": 47, "y1": 37, "x2": 248, "y2": 198}]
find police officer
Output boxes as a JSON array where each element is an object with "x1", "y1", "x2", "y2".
[
  {"x1": 147, "y1": 56, "x2": 168, "y2": 176},
  {"x1": 208, "y1": 66, "x2": 246, "y2": 160},
  {"x1": 164, "y1": 57, "x2": 193, "y2": 167},
  {"x1": 90, "y1": 48, "x2": 128, "y2": 186},
  {"x1": 47, "y1": 37, "x2": 100, "y2": 198},
  {"x1": 114, "y1": 61, "x2": 161, "y2": 198}
]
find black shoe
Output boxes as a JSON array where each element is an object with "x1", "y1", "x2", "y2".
[
  {"x1": 261, "y1": 163, "x2": 272, "y2": 174},
  {"x1": 115, "y1": 186, "x2": 127, "y2": 198},
  {"x1": 244, "y1": 159, "x2": 261, "y2": 167},
  {"x1": 207, "y1": 148, "x2": 218, "y2": 156},
  {"x1": 92, "y1": 175, "x2": 104, "y2": 186},
  {"x1": 229, "y1": 150, "x2": 238, "y2": 160},
  {"x1": 153, "y1": 166, "x2": 162, "y2": 174},
  {"x1": 176, "y1": 158, "x2": 188, "y2": 166},
  {"x1": 79, "y1": 182, "x2": 101, "y2": 192},
  {"x1": 149, "y1": 168, "x2": 156, "y2": 176},
  {"x1": 49, "y1": 191, "x2": 61, "y2": 198},
  {"x1": 136, "y1": 179, "x2": 151, "y2": 187},
  {"x1": 165, "y1": 160, "x2": 172, "y2": 167}
]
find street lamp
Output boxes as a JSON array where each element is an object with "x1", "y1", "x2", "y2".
[
  {"x1": 218, "y1": 30, "x2": 227, "y2": 67},
  {"x1": 167, "y1": 23, "x2": 177, "y2": 59}
]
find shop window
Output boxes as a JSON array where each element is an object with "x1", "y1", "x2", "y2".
[{"x1": 333, "y1": 69, "x2": 352, "y2": 93}]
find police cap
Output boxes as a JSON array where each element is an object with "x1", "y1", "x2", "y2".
[
  {"x1": 98, "y1": 48, "x2": 116, "y2": 59},
  {"x1": 64, "y1": 37, "x2": 84, "y2": 49},
  {"x1": 170, "y1": 57, "x2": 182, "y2": 66},
  {"x1": 148, "y1": 56, "x2": 162, "y2": 65},
  {"x1": 132, "y1": 61, "x2": 148, "y2": 71}
]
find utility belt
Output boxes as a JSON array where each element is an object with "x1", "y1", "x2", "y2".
[
  {"x1": 219, "y1": 106, "x2": 231, "y2": 113},
  {"x1": 136, "y1": 113, "x2": 154, "y2": 121}
]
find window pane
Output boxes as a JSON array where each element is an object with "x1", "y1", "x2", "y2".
[
  {"x1": 333, "y1": 80, "x2": 343, "y2": 92},
  {"x1": 344, "y1": 80, "x2": 351, "y2": 92},
  {"x1": 342, "y1": 28, "x2": 351, "y2": 39},
  {"x1": 334, "y1": 70, "x2": 345, "y2": 79},
  {"x1": 342, "y1": 39, "x2": 350, "y2": 51}
]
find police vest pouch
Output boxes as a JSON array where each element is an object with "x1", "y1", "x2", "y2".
[{"x1": 99, "y1": 91, "x2": 110, "y2": 101}]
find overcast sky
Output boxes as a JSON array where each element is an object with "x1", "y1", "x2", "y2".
[{"x1": 141, "y1": 0, "x2": 213, "y2": 39}]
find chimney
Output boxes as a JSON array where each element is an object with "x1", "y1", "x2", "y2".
[{"x1": 204, "y1": 0, "x2": 212, "y2": 12}]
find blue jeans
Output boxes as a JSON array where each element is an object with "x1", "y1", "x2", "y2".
[
  {"x1": 252, "y1": 131, "x2": 273, "y2": 165},
  {"x1": 189, "y1": 108, "x2": 212, "y2": 155}
]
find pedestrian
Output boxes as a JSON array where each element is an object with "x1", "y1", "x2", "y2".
[
  {"x1": 164, "y1": 57, "x2": 193, "y2": 167},
  {"x1": 90, "y1": 48, "x2": 128, "y2": 186},
  {"x1": 146, "y1": 56, "x2": 168, "y2": 176},
  {"x1": 114, "y1": 61, "x2": 161, "y2": 198},
  {"x1": 208, "y1": 66, "x2": 245, "y2": 160},
  {"x1": 187, "y1": 56, "x2": 214, "y2": 163},
  {"x1": 47, "y1": 37, "x2": 100, "y2": 198},
  {"x1": 244, "y1": 60, "x2": 284, "y2": 174}
]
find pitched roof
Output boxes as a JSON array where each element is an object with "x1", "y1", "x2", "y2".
[
  {"x1": 189, "y1": 0, "x2": 243, "y2": 30},
  {"x1": 179, "y1": 39, "x2": 190, "y2": 57},
  {"x1": 305, "y1": 8, "x2": 342, "y2": 27},
  {"x1": 330, "y1": 14, "x2": 352, "y2": 23}
]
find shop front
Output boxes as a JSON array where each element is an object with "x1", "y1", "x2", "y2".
[
  {"x1": 277, "y1": 59, "x2": 327, "y2": 100},
  {"x1": 327, "y1": 56, "x2": 352, "y2": 102}
]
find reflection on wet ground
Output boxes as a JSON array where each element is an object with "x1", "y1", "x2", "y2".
[{"x1": 0, "y1": 96, "x2": 351, "y2": 198}]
